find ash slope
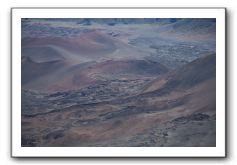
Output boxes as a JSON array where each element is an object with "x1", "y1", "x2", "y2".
[{"x1": 22, "y1": 54, "x2": 216, "y2": 147}]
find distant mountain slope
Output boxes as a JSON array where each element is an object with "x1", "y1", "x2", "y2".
[
  {"x1": 24, "y1": 18, "x2": 181, "y2": 25},
  {"x1": 158, "y1": 19, "x2": 216, "y2": 41},
  {"x1": 172, "y1": 19, "x2": 216, "y2": 34}
]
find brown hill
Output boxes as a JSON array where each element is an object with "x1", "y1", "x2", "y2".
[
  {"x1": 86, "y1": 59, "x2": 168, "y2": 76},
  {"x1": 22, "y1": 58, "x2": 168, "y2": 92},
  {"x1": 22, "y1": 31, "x2": 117, "y2": 57},
  {"x1": 143, "y1": 54, "x2": 216, "y2": 94}
]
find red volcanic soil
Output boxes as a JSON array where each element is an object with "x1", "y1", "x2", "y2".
[
  {"x1": 22, "y1": 31, "x2": 117, "y2": 56},
  {"x1": 22, "y1": 58, "x2": 169, "y2": 92},
  {"x1": 45, "y1": 71, "x2": 98, "y2": 92},
  {"x1": 86, "y1": 59, "x2": 168, "y2": 76},
  {"x1": 22, "y1": 61, "x2": 99, "y2": 92}
]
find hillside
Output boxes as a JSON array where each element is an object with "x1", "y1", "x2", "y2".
[{"x1": 21, "y1": 18, "x2": 216, "y2": 147}]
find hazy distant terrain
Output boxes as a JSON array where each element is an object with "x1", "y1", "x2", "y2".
[{"x1": 21, "y1": 18, "x2": 216, "y2": 147}]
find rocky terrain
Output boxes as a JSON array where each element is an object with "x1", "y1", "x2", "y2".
[{"x1": 21, "y1": 18, "x2": 216, "y2": 147}]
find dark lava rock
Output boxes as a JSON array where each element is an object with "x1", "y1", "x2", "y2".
[
  {"x1": 22, "y1": 136, "x2": 38, "y2": 147},
  {"x1": 163, "y1": 132, "x2": 168, "y2": 137},
  {"x1": 73, "y1": 118, "x2": 98, "y2": 126},
  {"x1": 190, "y1": 113, "x2": 210, "y2": 121},
  {"x1": 172, "y1": 116, "x2": 189, "y2": 124},
  {"x1": 43, "y1": 130, "x2": 64, "y2": 140},
  {"x1": 172, "y1": 113, "x2": 210, "y2": 124}
]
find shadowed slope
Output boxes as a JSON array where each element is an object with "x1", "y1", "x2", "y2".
[{"x1": 21, "y1": 56, "x2": 65, "y2": 85}]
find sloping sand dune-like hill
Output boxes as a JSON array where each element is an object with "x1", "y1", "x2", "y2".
[
  {"x1": 143, "y1": 54, "x2": 216, "y2": 94},
  {"x1": 22, "y1": 58, "x2": 169, "y2": 92},
  {"x1": 22, "y1": 31, "x2": 117, "y2": 57}
]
